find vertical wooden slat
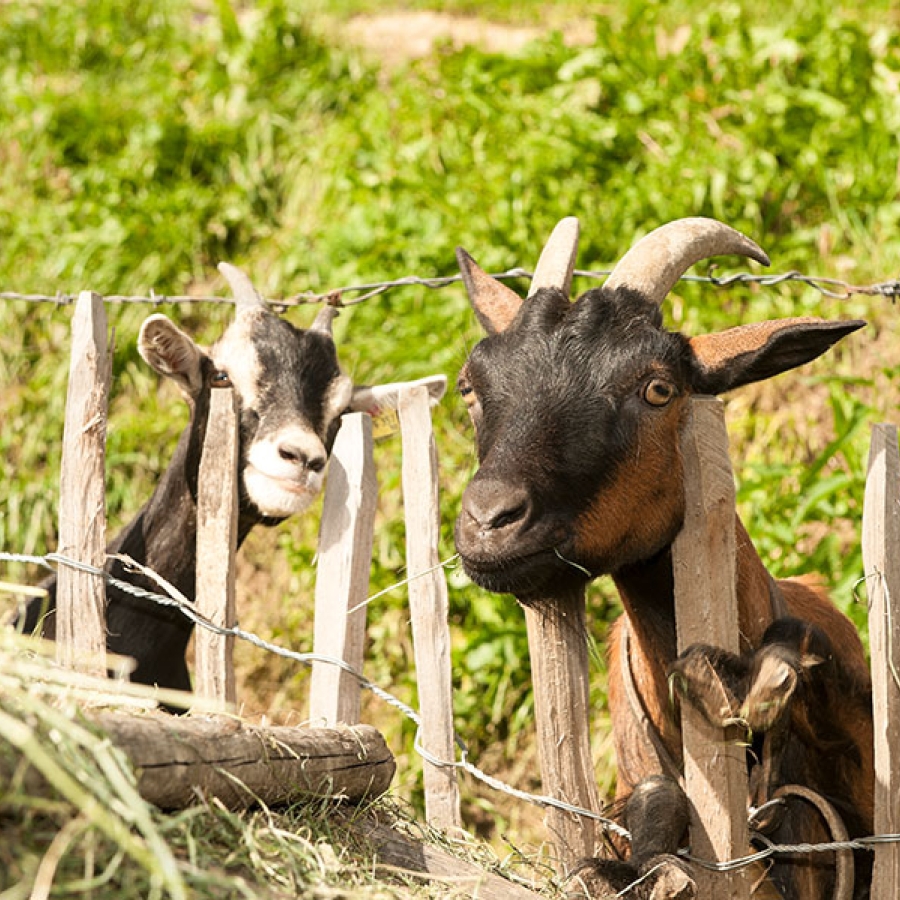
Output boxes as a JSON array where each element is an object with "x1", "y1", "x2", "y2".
[
  {"x1": 523, "y1": 589, "x2": 602, "y2": 867},
  {"x1": 57, "y1": 291, "x2": 111, "y2": 675},
  {"x1": 672, "y1": 396, "x2": 750, "y2": 900},
  {"x1": 194, "y1": 385, "x2": 239, "y2": 706},
  {"x1": 398, "y1": 385, "x2": 461, "y2": 831},
  {"x1": 863, "y1": 423, "x2": 900, "y2": 899},
  {"x1": 309, "y1": 412, "x2": 378, "y2": 727}
]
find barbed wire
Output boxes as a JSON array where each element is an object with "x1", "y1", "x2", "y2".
[
  {"x1": 4, "y1": 547, "x2": 900, "y2": 879},
  {"x1": 0, "y1": 549, "x2": 632, "y2": 841},
  {"x1": 1, "y1": 266, "x2": 899, "y2": 309}
]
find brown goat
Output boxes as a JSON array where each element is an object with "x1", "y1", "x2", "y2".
[{"x1": 453, "y1": 218, "x2": 873, "y2": 899}]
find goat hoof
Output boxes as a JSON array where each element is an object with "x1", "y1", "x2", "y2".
[
  {"x1": 566, "y1": 858, "x2": 638, "y2": 898},
  {"x1": 741, "y1": 649, "x2": 798, "y2": 732},
  {"x1": 638, "y1": 855, "x2": 696, "y2": 900},
  {"x1": 566, "y1": 854, "x2": 696, "y2": 899},
  {"x1": 669, "y1": 644, "x2": 745, "y2": 728}
]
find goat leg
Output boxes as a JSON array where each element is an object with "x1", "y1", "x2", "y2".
[
  {"x1": 567, "y1": 776, "x2": 696, "y2": 899},
  {"x1": 668, "y1": 643, "x2": 748, "y2": 729}
]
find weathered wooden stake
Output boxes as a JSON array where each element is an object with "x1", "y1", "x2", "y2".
[
  {"x1": 523, "y1": 588, "x2": 602, "y2": 867},
  {"x1": 398, "y1": 385, "x2": 462, "y2": 831},
  {"x1": 863, "y1": 423, "x2": 900, "y2": 900},
  {"x1": 672, "y1": 396, "x2": 750, "y2": 899},
  {"x1": 57, "y1": 291, "x2": 112, "y2": 675},
  {"x1": 194, "y1": 385, "x2": 239, "y2": 706},
  {"x1": 310, "y1": 412, "x2": 378, "y2": 727}
]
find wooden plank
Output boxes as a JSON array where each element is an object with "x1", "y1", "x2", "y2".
[
  {"x1": 83, "y1": 714, "x2": 392, "y2": 809},
  {"x1": 56, "y1": 291, "x2": 112, "y2": 675},
  {"x1": 310, "y1": 412, "x2": 378, "y2": 727},
  {"x1": 671, "y1": 396, "x2": 750, "y2": 900},
  {"x1": 194, "y1": 385, "x2": 239, "y2": 706},
  {"x1": 523, "y1": 588, "x2": 602, "y2": 868},
  {"x1": 863, "y1": 423, "x2": 900, "y2": 899},
  {"x1": 398, "y1": 385, "x2": 462, "y2": 831}
]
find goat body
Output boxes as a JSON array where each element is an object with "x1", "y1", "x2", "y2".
[
  {"x1": 454, "y1": 218, "x2": 873, "y2": 899},
  {"x1": 21, "y1": 265, "x2": 363, "y2": 693}
]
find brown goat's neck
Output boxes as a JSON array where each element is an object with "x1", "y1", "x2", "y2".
[
  {"x1": 614, "y1": 514, "x2": 774, "y2": 663},
  {"x1": 610, "y1": 513, "x2": 776, "y2": 775},
  {"x1": 612, "y1": 547, "x2": 679, "y2": 664}
]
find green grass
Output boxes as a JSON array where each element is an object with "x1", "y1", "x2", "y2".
[{"x1": 2, "y1": 0, "x2": 900, "y2": 894}]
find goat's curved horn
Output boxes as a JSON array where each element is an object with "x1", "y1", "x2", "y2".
[
  {"x1": 218, "y1": 262, "x2": 267, "y2": 310},
  {"x1": 603, "y1": 217, "x2": 770, "y2": 306},
  {"x1": 310, "y1": 304, "x2": 338, "y2": 336},
  {"x1": 528, "y1": 216, "x2": 580, "y2": 298}
]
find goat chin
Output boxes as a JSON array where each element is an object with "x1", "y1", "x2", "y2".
[{"x1": 243, "y1": 466, "x2": 322, "y2": 518}]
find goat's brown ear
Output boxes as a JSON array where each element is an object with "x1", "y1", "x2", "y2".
[
  {"x1": 689, "y1": 317, "x2": 865, "y2": 394},
  {"x1": 138, "y1": 314, "x2": 206, "y2": 399},
  {"x1": 456, "y1": 247, "x2": 523, "y2": 335}
]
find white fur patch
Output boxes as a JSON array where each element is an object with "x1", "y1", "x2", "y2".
[
  {"x1": 210, "y1": 312, "x2": 263, "y2": 410},
  {"x1": 244, "y1": 426, "x2": 327, "y2": 517}
]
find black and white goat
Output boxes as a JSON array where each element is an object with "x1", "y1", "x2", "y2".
[{"x1": 22, "y1": 264, "x2": 366, "y2": 692}]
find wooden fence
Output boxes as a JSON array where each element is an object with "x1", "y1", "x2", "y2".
[
  {"x1": 22, "y1": 291, "x2": 900, "y2": 897},
  {"x1": 537, "y1": 396, "x2": 900, "y2": 899},
  {"x1": 49, "y1": 292, "x2": 463, "y2": 819}
]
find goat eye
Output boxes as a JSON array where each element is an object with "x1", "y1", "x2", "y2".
[
  {"x1": 211, "y1": 370, "x2": 232, "y2": 388},
  {"x1": 642, "y1": 378, "x2": 675, "y2": 407},
  {"x1": 457, "y1": 379, "x2": 477, "y2": 407}
]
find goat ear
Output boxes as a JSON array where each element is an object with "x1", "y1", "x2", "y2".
[
  {"x1": 138, "y1": 314, "x2": 206, "y2": 399},
  {"x1": 689, "y1": 317, "x2": 865, "y2": 394},
  {"x1": 456, "y1": 247, "x2": 523, "y2": 335}
]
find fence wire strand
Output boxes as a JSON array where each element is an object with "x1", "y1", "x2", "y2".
[
  {"x1": 5, "y1": 547, "x2": 900, "y2": 875},
  {"x1": 2, "y1": 266, "x2": 899, "y2": 309},
  {"x1": 0, "y1": 550, "x2": 631, "y2": 840},
  {"x1": 5, "y1": 262, "x2": 900, "y2": 890}
]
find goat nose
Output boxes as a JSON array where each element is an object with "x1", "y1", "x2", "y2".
[
  {"x1": 278, "y1": 442, "x2": 326, "y2": 473},
  {"x1": 462, "y1": 479, "x2": 532, "y2": 534}
]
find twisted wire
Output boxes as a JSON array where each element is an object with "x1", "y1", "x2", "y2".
[
  {"x1": 1, "y1": 266, "x2": 898, "y2": 308},
  {"x1": 6, "y1": 549, "x2": 900, "y2": 868}
]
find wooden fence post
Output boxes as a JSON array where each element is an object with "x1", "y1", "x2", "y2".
[
  {"x1": 56, "y1": 291, "x2": 112, "y2": 675},
  {"x1": 863, "y1": 423, "x2": 900, "y2": 899},
  {"x1": 398, "y1": 385, "x2": 462, "y2": 831},
  {"x1": 522, "y1": 589, "x2": 602, "y2": 868},
  {"x1": 672, "y1": 396, "x2": 750, "y2": 900},
  {"x1": 194, "y1": 385, "x2": 240, "y2": 706},
  {"x1": 309, "y1": 412, "x2": 378, "y2": 727}
]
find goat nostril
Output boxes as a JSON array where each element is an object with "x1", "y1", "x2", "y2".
[
  {"x1": 278, "y1": 445, "x2": 301, "y2": 463},
  {"x1": 491, "y1": 501, "x2": 528, "y2": 531},
  {"x1": 276, "y1": 443, "x2": 326, "y2": 474},
  {"x1": 462, "y1": 480, "x2": 533, "y2": 537}
]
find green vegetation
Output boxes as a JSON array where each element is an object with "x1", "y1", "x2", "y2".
[{"x1": 2, "y1": 0, "x2": 900, "y2": 895}]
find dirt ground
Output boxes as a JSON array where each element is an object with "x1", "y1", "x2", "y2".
[{"x1": 340, "y1": 9, "x2": 595, "y2": 66}]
